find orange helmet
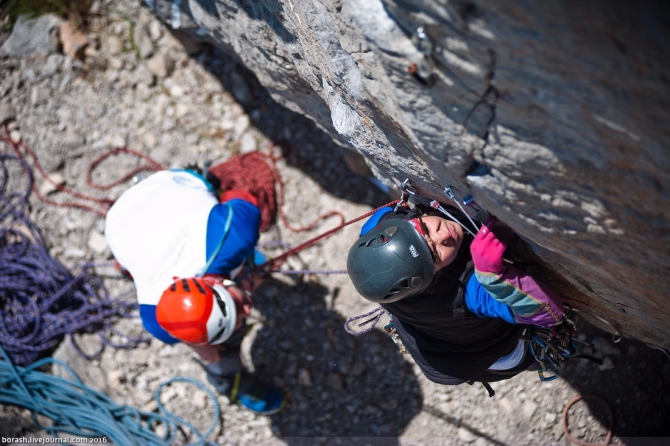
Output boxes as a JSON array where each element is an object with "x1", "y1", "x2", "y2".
[{"x1": 156, "y1": 277, "x2": 237, "y2": 345}]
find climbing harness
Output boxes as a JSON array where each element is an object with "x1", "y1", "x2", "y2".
[
  {"x1": 526, "y1": 306, "x2": 602, "y2": 381},
  {"x1": 0, "y1": 344, "x2": 220, "y2": 445}
]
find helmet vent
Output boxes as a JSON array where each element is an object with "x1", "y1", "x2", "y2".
[
  {"x1": 377, "y1": 234, "x2": 388, "y2": 244},
  {"x1": 399, "y1": 278, "x2": 410, "y2": 289}
]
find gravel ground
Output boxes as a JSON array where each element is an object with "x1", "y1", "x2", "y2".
[{"x1": 1, "y1": 1, "x2": 669, "y2": 444}]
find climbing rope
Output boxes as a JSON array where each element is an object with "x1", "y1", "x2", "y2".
[
  {"x1": 1, "y1": 142, "x2": 149, "y2": 366},
  {"x1": 0, "y1": 345, "x2": 220, "y2": 445},
  {"x1": 1, "y1": 125, "x2": 164, "y2": 217},
  {"x1": 561, "y1": 394, "x2": 613, "y2": 446},
  {"x1": 255, "y1": 199, "x2": 400, "y2": 273}
]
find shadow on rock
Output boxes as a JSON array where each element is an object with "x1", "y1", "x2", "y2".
[
  {"x1": 560, "y1": 316, "x2": 670, "y2": 438},
  {"x1": 177, "y1": 33, "x2": 392, "y2": 208},
  {"x1": 248, "y1": 277, "x2": 422, "y2": 439}
]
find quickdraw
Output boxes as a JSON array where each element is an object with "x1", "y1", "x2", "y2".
[{"x1": 527, "y1": 306, "x2": 602, "y2": 381}]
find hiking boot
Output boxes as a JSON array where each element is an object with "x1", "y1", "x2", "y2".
[{"x1": 229, "y1": 372, "x2": 286, "y2": 415}]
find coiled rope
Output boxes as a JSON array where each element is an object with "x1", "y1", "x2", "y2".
[
  {"x1": 0, "y1": 345, "x2": 220, "y2": 445},
  {"x1": 0, "y1": 140, "x2": 148, "y2": 366}
]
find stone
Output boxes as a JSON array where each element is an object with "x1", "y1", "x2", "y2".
[
  {"x1": 133, "y1": 24, "x2": 155, "y2": 59},
  {"x1": 149, "y1": 20, "x2": 163, "y2": 41},
  {"x1": 0, "y1": 104, "x2": 16, "y2": 124},
  {"x1": 234, "y1": 115, "x2": 250, "y2": 137},
  {"x1": 88, "y1": 230, "x2": 109, "y2": 254},
  {"x1": 457, "y1": 427, "x2": 477, "y2": 443},
  {"x1": 146, "y1": 54, "x2": 174, "y2": 79},
  {"x1": 31, "y1": 87, "x2": 51, "y2": 105},
  {"x1": 106, "y1": 35, "x2": 124, "y2": 56},
  {"x1": 59, "y1": 21, "x2": 89, "y2": 60},
  {"x1": 298, "y1": 368, "x2": 312, "y2": 386},
  {"x1": 1, "y1": 14, "x2": 61, "y2": 58},
  {"x1": 39, "y1": 173, "x2": 65, "y2": 196},
  {"x1": 239, "y1": 132, "x2": 257, "y2": 153},
  {"x1": 134, "y1": 64, "x2": 155, "y2": 87}
]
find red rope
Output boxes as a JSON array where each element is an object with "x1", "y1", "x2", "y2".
[
  {"x1": 86, "y1": 147, "x2": 165, "y2": 190},
  {"x1": 1, "y1": 126, "x2": 165, "y2": 217},
  {"x1": 562, "y1": 394, "x2": 613, "y2": 446},
  {"x1": 256, "y1": 199, "x2": 400, "y2": 272},
  {"x1": 207, "y1": 142, "x2": 348, "y2": 234}
]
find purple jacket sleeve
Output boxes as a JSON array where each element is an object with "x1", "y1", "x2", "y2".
[{"x1": 474, "y1": 265, "x2": 565, "y2": 327}]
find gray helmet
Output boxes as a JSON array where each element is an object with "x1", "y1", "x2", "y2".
[{"x1": 347, "y1": 218, "x2": 435, "y2": 303}]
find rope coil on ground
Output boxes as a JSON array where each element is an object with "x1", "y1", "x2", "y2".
[
  {"x1": 0, "y1": 345, "x2": 220, "y2": 445},
  {"x1": 562, "y1": 394, "x2": 613, "y2": 446},
  {"x1": 1, "y1": 140, "x2": 148, "y2": 366}
]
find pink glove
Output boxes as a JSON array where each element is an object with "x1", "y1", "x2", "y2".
[{"x1": 470, "y1": 217, "x2": 506, "y2": 274}]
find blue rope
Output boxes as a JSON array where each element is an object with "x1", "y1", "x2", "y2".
[
  {"x1": 1, "y1": 151, "x2": 148, "y2": 366},
  {"x1": 0, "y1": 344, "x2": 220, "y2": 445}
]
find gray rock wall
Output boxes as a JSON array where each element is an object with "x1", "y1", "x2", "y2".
[{"x1": 148, "y1": 0, "x2": 670, "y2": 348}]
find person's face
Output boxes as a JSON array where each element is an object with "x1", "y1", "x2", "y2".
[
  {"x1": 226, "y1": 286, "x2": 253, "y2": 329},
  {"x1": 418, "y1": 216, "x2": 464, "y2": 271}
]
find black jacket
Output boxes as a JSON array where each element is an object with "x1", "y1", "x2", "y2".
[{"x1": 381, "y1": 208, "x2": 529, "y2": 385}]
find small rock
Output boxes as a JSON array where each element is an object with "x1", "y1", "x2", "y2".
[
  {"x1": 133, "y1": 24, "x2": 154, "y2": 59},
  {"x1": 106, "y1": 35, "x2": 124, "y2": 56},
  {"x1": 522, "y1": 401, "x2": 539, "y2": 419},
  {"x1": 239, "y1": 132, "x2": 257, "y2": 153},
  {"x1": 9, "y1": 130, "x2": 21, "y2": 144},
  {"x1": 545, "y1": 412, "x2": 557, "y2": 423},
  {"x1": 59, "y1": 21, "x2": 88, "y2": 60},
  {"x1": 63, "y1": 131, "x2": 85, "y2": 149},
  {"x1": 0, "y1": 103, "x2": 17, "y2": 124},
  {"x1": 328, "y1": 372, "x2": 344, "y2": 391},
  {"x1": 599, "y1": 356, "x2": 615, "y2": 371},
  {"x1": 169, "y1": 84, "x2": 184, "y2": 98},
  {"x1": 110, "y1": 134, "x2": 127, "y2": 148},
  {"x1": 146, "y1": 54, "x2": 174, "y2": 79},
  {"x1": 134, "y1": 64, "x2": 155, "y2": 87},
  {"x1": 193, "y1": 390, "x2": 209, "y2": 409},
  {"x1": 149, "y1": 20, "x2": 163, "y2": 41},
  {"x1": 108, "y1": 370, "x2": 124, "y2": 389},
  {"x1": 457, "y1": 427, "x2": 477, "y2": 443},
  {"x1": 42, "y1": 54, "x2": 63, "y2": 77},
  {"x1": 31, "y1": 87, "x2": 51, "y2": 105},
  {"x1": 497, "y1": 397, "x2": 518, "y2": 413},
  {"x1": 234, "y1": 115, "x2": 251, "y2": 136},
  {"x1": 88, "y1": 230, "x2": 109, "y2": 254},
  {"x1": 298, "y1": 368, "x2": 312, "y2": 386},
  {"x1": 39, "y1": 173, "x2": 65, "y2": 196},
  {"x1": 1, "y1": 14, "x2": 62, "y2": 58}
]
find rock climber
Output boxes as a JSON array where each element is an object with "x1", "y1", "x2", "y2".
[
  {"x1": 104, "y1": 168, "x2": 285, "y2": 414},
  {"x1": 346, "y1": 200, "x2": 566, "y2": 392}
]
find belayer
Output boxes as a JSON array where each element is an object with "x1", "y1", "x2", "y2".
[
  {"x1": 346, "y1": 198, "x2": 566, "y2": 394},
  {"x1": 104, "y1": 168, "x2": 285, "y2": 414}
]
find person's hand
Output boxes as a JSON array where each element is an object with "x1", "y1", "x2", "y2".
[
  {"x1": 238, "y1": 272, "x2": 262, "y2": 294},
  {"x1": 470, "y1": 217, "x2": 506, "y2": 274}
]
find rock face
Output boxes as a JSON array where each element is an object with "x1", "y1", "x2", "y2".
[{"x1": 146, "y1": 0, "x2": 670, "y2": 348}]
